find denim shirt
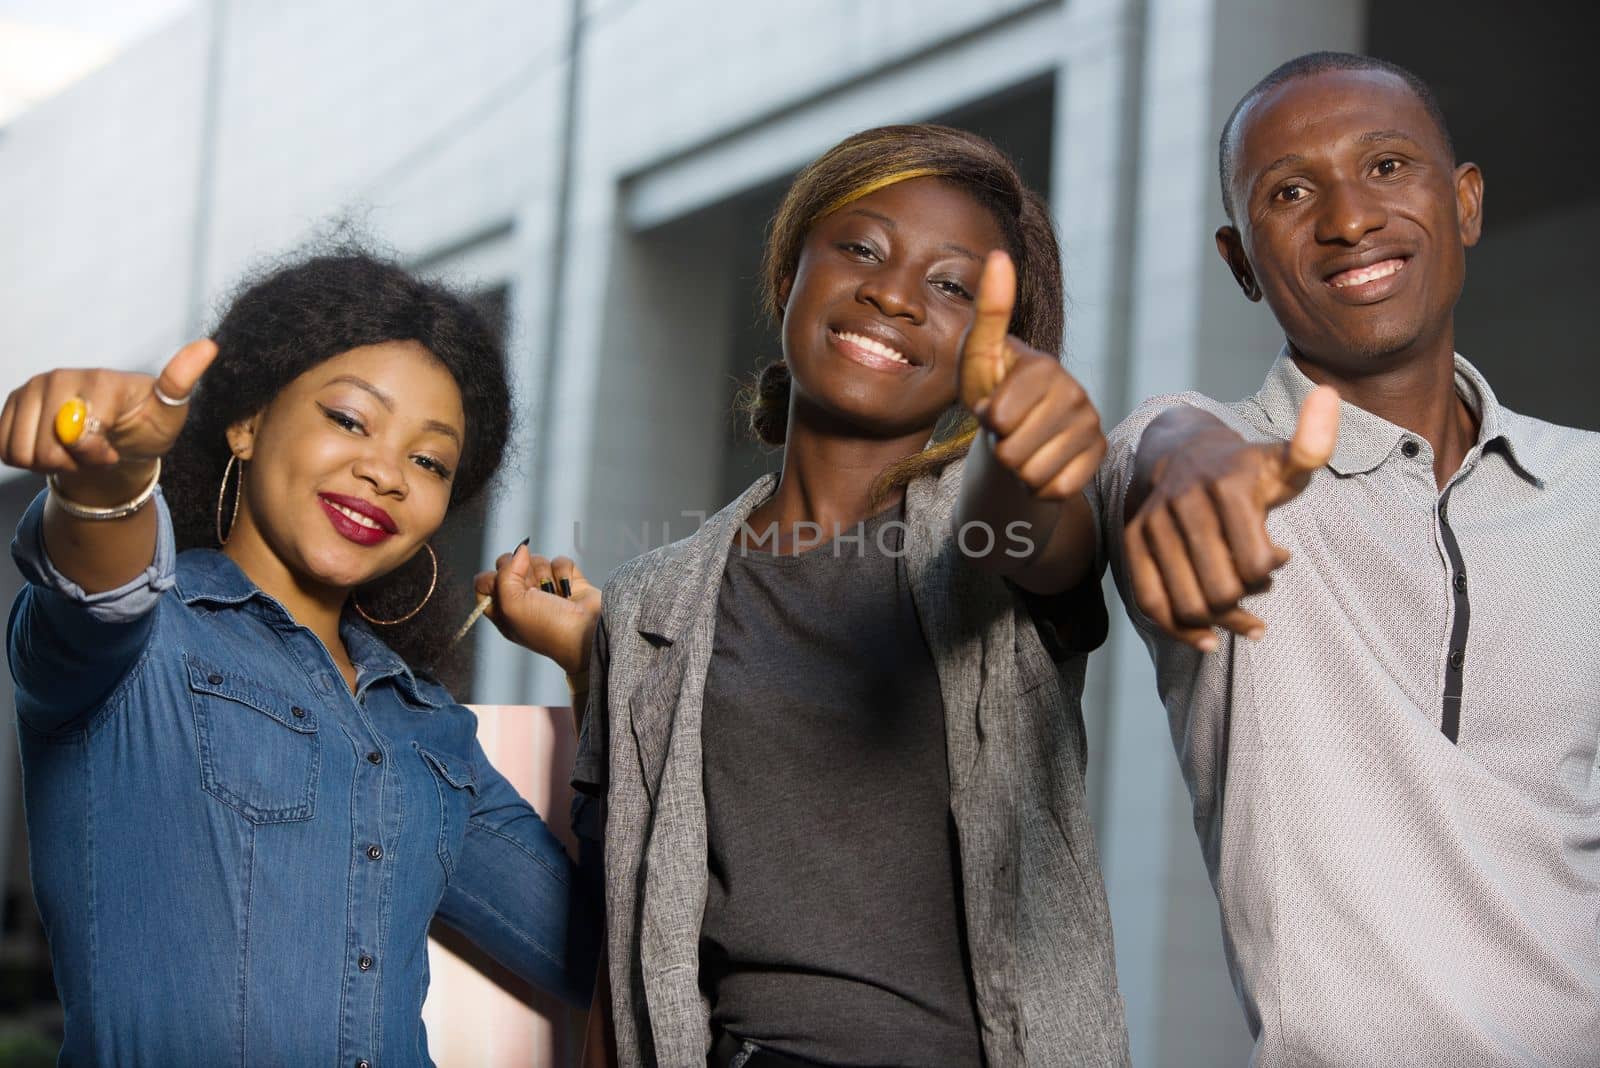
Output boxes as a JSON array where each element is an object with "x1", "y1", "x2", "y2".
[{"x1": 8, "y1": 490, "x2": 599, "y2": 1068}]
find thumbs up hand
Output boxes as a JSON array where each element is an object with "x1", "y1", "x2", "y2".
[
  {"x1": 959, "y1": 251, "x2": 1105, "y2": 501},
  {"x1": 1123, "y1": 386, "x2": 1340, "y2": 649},
  {"x1": 0, "y1": 339, "x2": 217, "y2": 477}
]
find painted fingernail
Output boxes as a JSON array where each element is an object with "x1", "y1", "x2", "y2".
[
  {"x1": 539, "y1": 580, "x2": 556, "y2": 594},
  {"x1": 558, "y1": 578, "x2": 572, "y2": 598}
]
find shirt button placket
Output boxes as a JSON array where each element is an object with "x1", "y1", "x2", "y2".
[
  {"x1": 349, "y1": 740, "x2": 387, "y2": 1055},
  {"x1": 1436, "y1": 492, "x2": 1471, "y2": 744}
]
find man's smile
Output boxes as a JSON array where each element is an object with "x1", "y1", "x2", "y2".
[{"x1": 1317, "y1": 251, "x2": 1413, "y2": 305}]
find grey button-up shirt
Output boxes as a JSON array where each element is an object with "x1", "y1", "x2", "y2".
[
  {"x1": 575, "y1": 465, "x2": 1130, "y2": 1067},
  {"x1": 1095, "y1": 352, "x2": 1600, "y2": 1067}
]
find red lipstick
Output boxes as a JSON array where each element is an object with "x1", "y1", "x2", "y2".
[{"x1": 318, "y1": 493, "x2": 397, "y2": 546}]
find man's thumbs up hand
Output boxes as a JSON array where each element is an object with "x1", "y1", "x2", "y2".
[{"x1": 1124, "y1": 386, "x2": 1340, "y2": 650}]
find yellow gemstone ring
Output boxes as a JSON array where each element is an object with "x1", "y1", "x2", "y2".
[{"x1": 53, "y1": 397, "x2": 101, "y2": 447}]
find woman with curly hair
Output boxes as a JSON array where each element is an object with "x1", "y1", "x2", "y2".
[
  {"x1": 572, "y1": 125, "x2": 1129, "y2": 1066},
  {"x1": 2, "y1": 251, "x2": 601, "y2": 1066}
]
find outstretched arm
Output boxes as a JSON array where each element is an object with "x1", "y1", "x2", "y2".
[
  {"x1": 952, "y1": 251, "x2": 1105, "y2": 595},
  {"x1": 0, "y1": 340, "x2": 217, "y2": 592},
  {"x1": 4, "y1": 341, "x2": 218, "y2": 731},
  {"x1": 1121, "y1": 386, "x2": 1339, "y2": 648}
]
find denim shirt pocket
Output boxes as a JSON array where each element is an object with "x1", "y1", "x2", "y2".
[
  {"x1": 185, "y1": 654, "x2": 320, "y2": 824},
  {"x1": 415, "y1": 743, "x2": 477, "y2": 878}
]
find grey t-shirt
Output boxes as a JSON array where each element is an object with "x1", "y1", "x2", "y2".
[{"x1": 698, "y1": 504, "x2": 983, "y2": 1067}]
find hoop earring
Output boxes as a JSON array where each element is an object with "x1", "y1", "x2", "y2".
[
  {"x1": 215, "y1": 455, "x2": 243, "y2": 545},
  {"x1": 353, "y1": 544, "x2": 438, "y2": 626}
]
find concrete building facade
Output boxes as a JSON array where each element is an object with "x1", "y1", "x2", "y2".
[{"x1": 1, "y1": 1, "x2": 1592, "y2": 1063}]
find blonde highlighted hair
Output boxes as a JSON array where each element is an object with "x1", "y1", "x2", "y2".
[{"x1": 739, "y1": 124, "x2": 1064, "y2": 499}]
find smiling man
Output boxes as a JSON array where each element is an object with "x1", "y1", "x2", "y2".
[{"x1": 1094, "y1": 53, "x2": 1600, "y2": 1065}]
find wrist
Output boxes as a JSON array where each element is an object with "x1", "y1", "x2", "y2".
[{"x1": 52, "y1": 459, "x2": 160, "y2": 508}]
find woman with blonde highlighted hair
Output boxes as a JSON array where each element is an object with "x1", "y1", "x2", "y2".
[{"x1": 572, "y1": 125, "x2": 1129, "y2": 1067}]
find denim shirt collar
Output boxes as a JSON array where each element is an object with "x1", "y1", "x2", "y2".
[
  {"x1": 173, "y1": 548, "x2": 443, "y2": 709},
  {"x1": 1252, "y1": 346, "x2": 1547, "y2": 485}
]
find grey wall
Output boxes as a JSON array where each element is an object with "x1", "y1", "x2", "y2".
[
  {"x1": 1456, "y1": 197, "x2": 1600, "y2": 430},
  {"x1": 1367, "y1": 0, "x2": 1600, "y2": 431}
]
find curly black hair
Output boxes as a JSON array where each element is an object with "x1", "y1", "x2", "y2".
[{"x1": 161, "y1": 248, "x2": 512, "y2": 680}]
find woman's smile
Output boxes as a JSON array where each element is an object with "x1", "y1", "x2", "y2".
[
  {"x1": 318, "y1": 491, "x2": 397, "y2": 546},
  {"x1": 781, "y1": 176, "x2": 1005, "y2": 437},
  {"x1": 224, "y1": 340, "x2": 465, "y2": 592},
  {"x1": 828, "y1": 327, "x2": 918, "y2": 373}
]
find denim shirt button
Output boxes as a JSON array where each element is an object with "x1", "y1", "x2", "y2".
[
  {"x1": 356, "y1": 1061, "x2": 371, "y2": 1068},
  {"x1": 358, "y1": 953, "x2": 374, "y2": 971},
  {"x1": 366, "y1": 751, "x2": 383, "y2": 765},
  {"x1": 366, "y1": 844, "x2": 383, "y2": 861},
  {"x1": 207, "y1": 673, "x2": 223, "y2": 685},
  {"x1": 291, "y1": 706, "x2": 307, "y2": 718}
]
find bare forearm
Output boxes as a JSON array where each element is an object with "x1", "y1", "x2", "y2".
[
  {"x1": 954, "y1": 431, "x2": 1059, "y2": 569},
  {"x1": 954, "y1": 433, "x2": 1094, "y2": 592},
  {"x1": 41, "y1": 461, "x2": 162, "y2": 593}
]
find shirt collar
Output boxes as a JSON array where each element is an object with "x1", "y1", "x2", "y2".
[
  {"x1": 342, "y1": 618, "x2": 442, "y2": 708},
  {"x1": 174, "y1": 549, "x2": 443, "y2": 709},
  {"x1": 1252, "y1": 347, "x2": 1547, "y2": 485},
  {"x1": 174, "y1": 548, "x2": 266, "y2": 606}
]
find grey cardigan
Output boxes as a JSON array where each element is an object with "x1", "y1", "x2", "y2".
[{"x1": 574, "y1": 465, "x2": 1129, "y2": 1067}]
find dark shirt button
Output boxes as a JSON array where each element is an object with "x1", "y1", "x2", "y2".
[
  {"x1": 366, "y1": 751, "x2": 383, "y2": 765},
  {"x1": 1454, "y1": 572, "x2": 1467, "y2": 594},
  {"x1": 356, "y1": 1061, "x2": 371, "y2": 1068},
  {"x1": 366, "y1": 844, "x2": 383, "y2": 861},
  {"x1": 1401, "y1": 439, "x2": 1421, "y2": 458},
  {"x1": 1448, "y1": 648, "x2": 1464, "y2": 670},
  {"x1": 291, "y1": 706, "x2": 307, "y2": 718},
  {"x1": 207, "y1": 673, "x2": 223, "y2": 685},
  {"x1": 358, "y1": 954, "x2": 374, "y2": 971}
]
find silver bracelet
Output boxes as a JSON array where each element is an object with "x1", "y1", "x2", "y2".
[{"x1": 46, "y1": 459, "x2": 162, "y2": 521}]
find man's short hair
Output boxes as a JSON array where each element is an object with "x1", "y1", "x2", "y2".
[{"x1": 1218, "y1": 51, "x2": 1456, "y2": 221}]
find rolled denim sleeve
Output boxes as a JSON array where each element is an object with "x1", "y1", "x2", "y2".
[
  {"x1": 7, "y1": 488, "x2": 175, "y2": 733},
  {"x1": 434, "y1": 738, "x2": 603, "y2": 1007}
]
